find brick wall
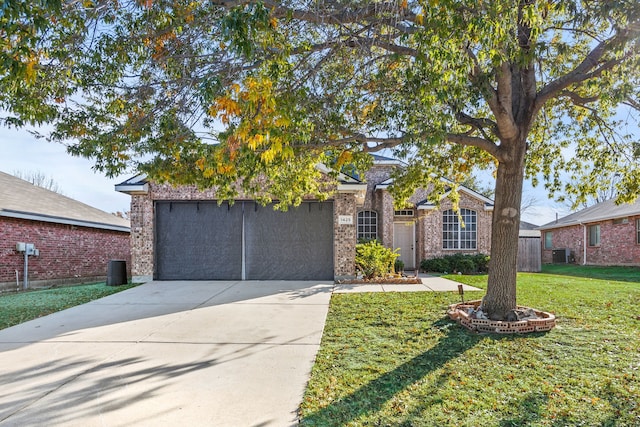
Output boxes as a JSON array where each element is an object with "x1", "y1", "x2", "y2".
[
  {"x1": 334, "y1": 193, "x2": 357, "y2": 278},
  {"x1": 0, "y1": 217, "x2": 130, "y2": 291},
  {"x1": 417, "y1": 193, "x2": 492, "y2": 260},
  {"x1": 542, "y1": 216, "x2": 640, "y2": 265},
  {"x1": 129, "y1": 182, "x2": 359, "y2": 280},
  {"x1": 360, "y1": 164, "x2": 492, "y2": 265}
]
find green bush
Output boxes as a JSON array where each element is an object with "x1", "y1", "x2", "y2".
[
  {"x1": 355, "y1": 240, "x2": 399, "y2": 279},
  {"x1": 472, "y1": 254, "x2": 490, "y2": 272},
  {"x1": 394, "y1": 259, "x2": 405, "y2": 273},
  {"x1": 420, "y1": 254, "x2": 489, "y2": 274},
  {"x1": 420, "y1": 257, "x2": 450, "y2": 273}
]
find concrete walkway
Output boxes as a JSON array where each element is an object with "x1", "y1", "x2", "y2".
[
  {"x1": 0, "y1": 277, "x2": 479, "y2": 426},
  {"x1": 334, "y1": 275, "x2": 482, "y2": 293}
]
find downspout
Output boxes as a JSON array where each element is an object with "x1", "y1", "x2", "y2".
[{"x1": 582, "y1": 223, "x2": 587, "y2": 265}]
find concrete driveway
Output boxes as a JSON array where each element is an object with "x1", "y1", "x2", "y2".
[{"x1": 0, "y1": 281, "x2": 334, "y2": 427}]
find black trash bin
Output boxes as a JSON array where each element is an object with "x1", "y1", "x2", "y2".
[{"x1": 107, "y1": 260, "x2": 128, "y2": 286}]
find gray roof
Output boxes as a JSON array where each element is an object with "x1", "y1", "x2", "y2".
[
  {"x1": 520, "y1": 221, "x2": 539, "y2": 230},
  {"x1": 538, "y1": 198, "x2": 640, "y2": 230},
  {"x1": 0, "y1": 171, "x2": 130, "y2": 232}
]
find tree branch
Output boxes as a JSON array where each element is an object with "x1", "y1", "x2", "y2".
[
  {"x1": 536, "y1": 21, "x2": 639, "y2": 111},
  {"x1": 559, "y1": 90, "x2": 599, "y2": 106},
  {"x1": 446, "y1": 133, "x2": 502, "y2": 159}
]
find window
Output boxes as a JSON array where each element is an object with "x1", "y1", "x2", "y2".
[
  {"x1": 357, "y1": 210, "x2": 378, "y2": 241},
  {"x1": 588, "y1": 224, "x2": 600, "y2": 246},
  {"x1": 637, "y1": 219, "x2": 640, "y2": 244},
  {"x1": 544, "y1": 231, "x2": 553, "y2": 249},
  {"x1": 394, "y1": 209, "x2": 414, "y2": 217},
  {"x1": 613, "y1": 217, "x2": 629, "y2": 225},
  {"x1": 442, "y1": 209, "x2": 477, "y2": 249}
]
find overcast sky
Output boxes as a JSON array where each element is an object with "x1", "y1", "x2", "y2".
[{"x1": 0, "y1": 126, "x2": 569, "y2": 225}]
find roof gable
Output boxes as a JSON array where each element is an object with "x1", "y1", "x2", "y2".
[{"x1": 0, "y1": 171, "x2": 130, "y2": 232}]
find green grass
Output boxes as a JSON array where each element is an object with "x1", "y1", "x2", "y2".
[
  {"x1": 300, "y1": 272, "x2": 640, "y2": 426},
  {"x1": 0, "y1": 283, "x2": 138, "y2": 330},
  {"x1": 541, "y1": 264, "x2": 640, "y2": 283}
]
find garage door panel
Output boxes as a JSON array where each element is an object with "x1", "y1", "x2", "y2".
[
  {"x1": 245, "y1": 202, "x2": 334, "y2": 280},
  {"x1": 155, "y1": 202, "x2": 243, "y2": 280}
]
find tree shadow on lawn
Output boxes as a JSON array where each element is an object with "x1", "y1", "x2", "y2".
[{"x1": 300, "y1": 319, "x2": 493, "y2": 426}]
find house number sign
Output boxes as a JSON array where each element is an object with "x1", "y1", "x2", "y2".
[{"x1": 338, "y1": 215, "x2": 353, "y2": 225}]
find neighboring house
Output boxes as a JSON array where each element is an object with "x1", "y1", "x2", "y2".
[
  {"x1": 0, "y1": 171, "x2": 131, "y2": 291},
  {"x1": 116, "y1": 155, "x2": 493, "y2": 282},
  {"x1": 538, "y1": 198, "x2": 640, "y2": 266}
]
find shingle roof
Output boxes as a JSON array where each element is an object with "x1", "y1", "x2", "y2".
[
  {"x1": 538, "y1": 198, "x2": 640, "y2": 230},
  {"x1": 520, "y1": 221, "x2": 539, "y2": 230},
  {"x1": 0, "y1": 171, "x2": 130, "y2": 232}
]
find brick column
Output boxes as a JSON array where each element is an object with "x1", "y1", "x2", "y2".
[
  {"x1": 130, "y1": 195, "x2": 154, "y2": 282},
  {"x1": 334, "y1": 193, "x2": 357, "y2": 279}
]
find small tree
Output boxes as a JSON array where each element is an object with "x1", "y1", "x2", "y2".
[{"x1": 12, "y1": 170, "x2": 64, "y2": 194}]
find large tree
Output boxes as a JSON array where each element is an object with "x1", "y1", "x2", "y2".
[{"x1": 2, "y1": 0, "x2": 639, "y2": 319}]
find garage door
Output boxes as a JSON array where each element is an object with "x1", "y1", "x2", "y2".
[{"x1": 155, "y1": 201, "x2": 334, "y2": 280}]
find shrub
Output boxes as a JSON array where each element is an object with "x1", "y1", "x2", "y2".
[
  {"x1": 420, "y1": 257, "x2": 450, "y2": 273},
  {"x1": 355, "y1": 240, "x2": 399, "y2": 279},
  {"x1": 394, "y1": 259, "x2": 405, "y2": 273},
  {"x1": 472, "y1": 254, "x2": 490, "y2": 272},
  {"x1": 420, "y1": 254, "x2": 490, "y2": 274}
]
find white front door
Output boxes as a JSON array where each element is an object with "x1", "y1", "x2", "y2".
[{"x1": 393, "y1": 222, "x2": 415, "y2": 270}]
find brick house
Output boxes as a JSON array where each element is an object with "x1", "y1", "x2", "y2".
[
  {"x1": 538, "y1": 198, "x2": 640, "y2": 266},
  {"x1": 116, "y1": 155, "x2": 493, "y2": 282},
  {"x1": 0, "y1": 171, "x2": 131, "y2": 291}
]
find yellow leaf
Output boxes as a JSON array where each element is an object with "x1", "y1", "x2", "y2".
[
  {"x1": 203, "y1": 167, "x2": 214, "y2": 178},
  {"x1": 261, "y1": 148, "x2": 276, "y2": 164},
  {"x1": 25, "y1": 59, "x2": 36, "y2": 83},
  {"x1": 195, "y1": 157, "x2": 206, "y2": 171},
  {"x1": 416, "y1": 13, "x2": 424, "y2": 25},
  {"x1": 336, "y1": 151, "x2": 353, "y2": 167}
]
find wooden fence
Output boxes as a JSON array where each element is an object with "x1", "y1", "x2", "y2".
[{"x1": 517, "y1": 236, "x2": 542, "y2": 272}]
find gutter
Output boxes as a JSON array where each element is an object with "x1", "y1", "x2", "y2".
[{"x1": 0, "y1": 210, "x2": 130, "y2": 233}]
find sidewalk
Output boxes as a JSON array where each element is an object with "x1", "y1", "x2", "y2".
[{"x1": 333, "y1": 275, "x2": 482, "y2": 294}]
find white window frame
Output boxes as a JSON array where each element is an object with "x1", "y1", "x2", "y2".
[
  {"x1": 544, "y1": 231, "x2": 553, "y2": 249},
  {"x1": 357, "y1": 210, "x2": 378, "y2": 241},
  {"x1": 442, "y1": 209, "x2": 477, "y2": 250}
]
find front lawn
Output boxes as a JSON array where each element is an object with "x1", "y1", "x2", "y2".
[
  {"x1": 300, "y1": 272, "x2": 640, "y2": 426},
  {"x1": 541, "y1": 264, "x2": 640, "y2": 283},
  {"x1": 0, "y1": 283, "x2": 137, "y2": 330}
]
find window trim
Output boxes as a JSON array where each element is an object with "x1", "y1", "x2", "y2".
[
  {"x1": 636, "y1": 218, "x2": 640, "y2": 245},
  {"x1": 442, "y1": 208, "x2": 477, "y2": 250},
  {"x1": 588, "y1": 224, "x2": 601, "y2": 247},
  {"x1": 357, "y1": 210, "x2": 378, "y2": 241},
  {"x1": 544, "y1": 231, "x2": 553, "y2": 249}
]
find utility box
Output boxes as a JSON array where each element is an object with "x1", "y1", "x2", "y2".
[
  {"x1": 26, "y1": 244, "x2": 36, "y2": 256},
  {"x1": 552, "y1": 248, "x2": 570, "y2": 264},
  {"x1": 16, "y1": 242, "x2": 26, "y2": 252}
]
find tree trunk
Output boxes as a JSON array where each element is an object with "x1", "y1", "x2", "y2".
[{"x1": 482, "y1": 139, "x2": 527, "y2": 320}]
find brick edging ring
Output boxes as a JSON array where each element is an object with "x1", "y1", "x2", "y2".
[{"x1": 447, "y1": 300, "x2": 556, "y2": 334}]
